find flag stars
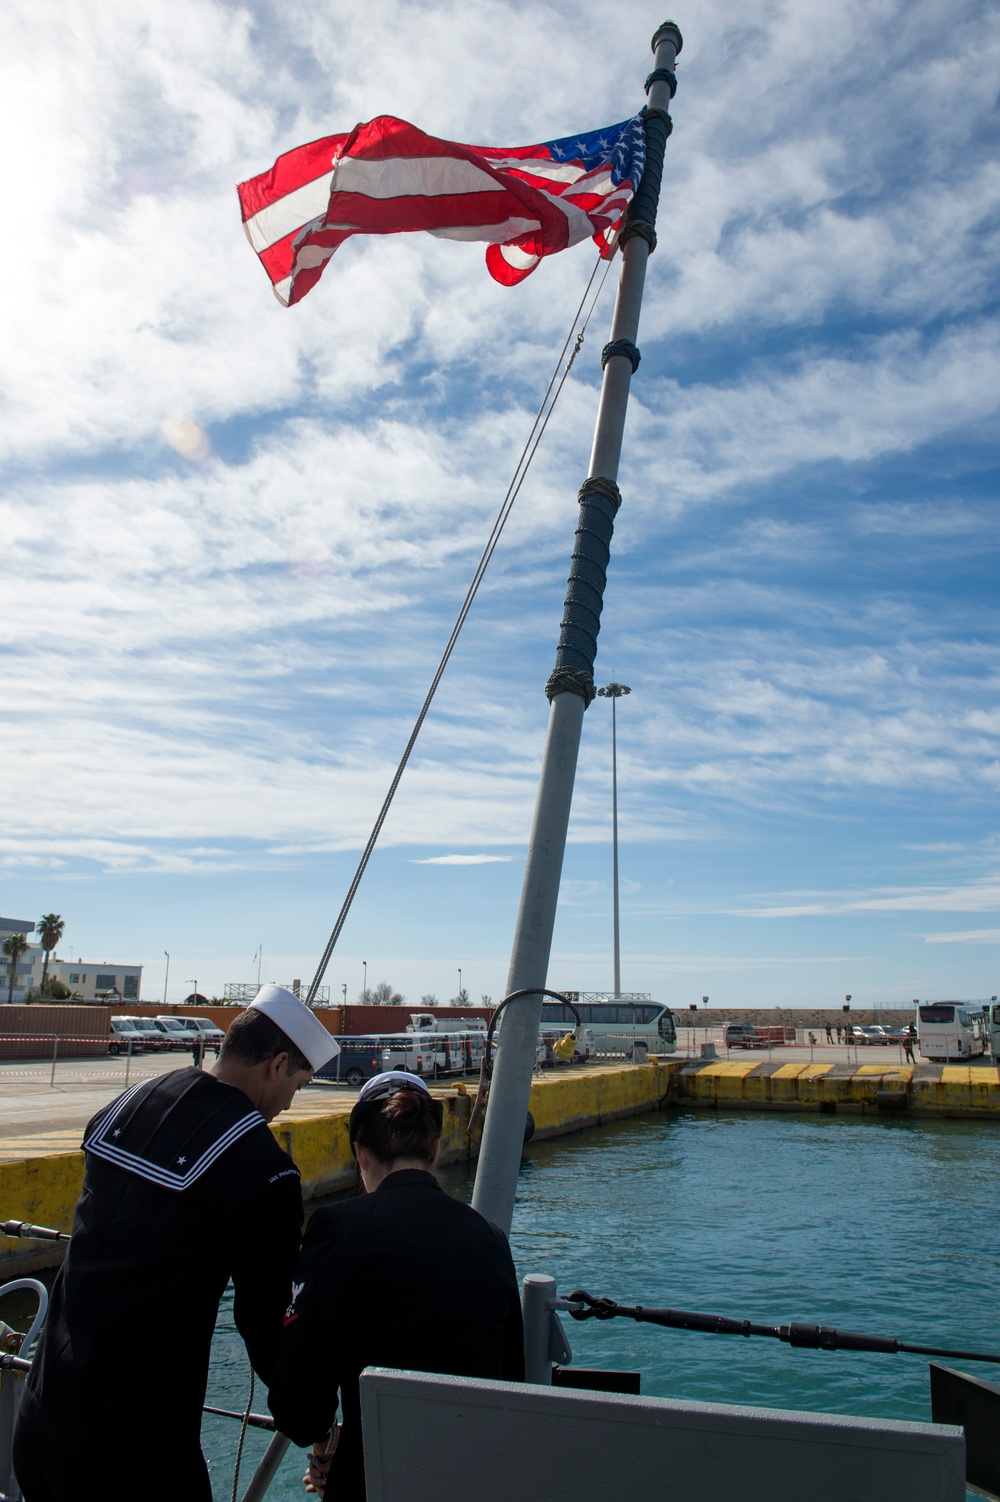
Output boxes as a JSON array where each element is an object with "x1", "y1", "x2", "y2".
[
  {"x1": 177, "y1": 1156, "x2": 187, "y2": 1166},
  {"x1": 112, "y1": 1128, "x2": 121, "y2": 1138}
]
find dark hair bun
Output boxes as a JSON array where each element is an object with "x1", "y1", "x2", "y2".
[{"x1": 353, "y1": 1087, "x2": 440, "y2": 1165}]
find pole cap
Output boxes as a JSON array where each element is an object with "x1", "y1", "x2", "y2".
[{"x1": 652, "y1": 21, "x2": 683, "y2": 56}]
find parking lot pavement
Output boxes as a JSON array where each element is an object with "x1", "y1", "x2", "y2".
[{"x1": 0, "y1": 1055, "x2": 363, "y2": 1160}]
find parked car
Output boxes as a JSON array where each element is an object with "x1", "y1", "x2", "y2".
[
  {"x1": 109, "y1": 1018, "x2": 149, "y2": 1055},
  {"x1": 186, "y1": 1017, "x2": 225, "y2": 1054},
  {"x1": 149, "y1": 1016, "x2": 202, "y2": 1051},
  {"x1": 725, "y1": 1024, "x2": 767, "y2": 1049},
  {"x1": 858, "y1": 1026, "x2": 892, "y2": 1045},
  {"x1": 111, "y1": 1016, "x2": 171, "y2": 1052}
]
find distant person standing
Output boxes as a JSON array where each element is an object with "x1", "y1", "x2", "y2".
[
  {"x1": 825, "y1": 1024, "x2": 833, "y2": 1044},
  {"x1": 835, "y1": 1025, "x2": 842, "y2": 1044},
  {"x1": 902, "y1": 1034, "x2": 916, "y2": 1063}
]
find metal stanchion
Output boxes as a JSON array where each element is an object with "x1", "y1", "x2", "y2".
[
  {"x1": 124, "y1": 1039, "x2": 132, "y2": 1086},
  {"x1": 239, "y1": 1432, "x2": 292, "y2": 1502},
  {"x1": 49, "y1": 1036, "x2": 59, "y2": 1089}
]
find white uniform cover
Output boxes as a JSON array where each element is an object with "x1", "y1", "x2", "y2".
[{"x1": 250, "y1": 983, "x2": 341, "y2": 1070}]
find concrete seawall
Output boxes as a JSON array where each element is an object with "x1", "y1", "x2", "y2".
[
  {"x1": 668, "y1": 1058, "x2": 1000, "y2": 1118},
  {"x1": 0, "y1": 1061, "x2": 674, "y2": 1273},
  {"x1": 5, "y1": 1056, "x2": 999, "y2": 1274}
]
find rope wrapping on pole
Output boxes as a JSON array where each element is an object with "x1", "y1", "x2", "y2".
[{"x1": 601, "y1": 339, "x2": 641, "y2": 372}]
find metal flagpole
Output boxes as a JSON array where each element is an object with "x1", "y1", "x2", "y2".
[
  {"x1": 472, "y1": 21, "x2": 682, "y2": 1234},
  {"x1": 598, "y1": 681, "x2": 631, "y2": 995}
]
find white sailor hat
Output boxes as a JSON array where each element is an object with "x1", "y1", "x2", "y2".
[
  {"x1": 357, "y1": 1070, "x2": 432, "y2": 1103},
  {"x1": 248, "y1": 984, "x2": 341, "y2": 1071}
]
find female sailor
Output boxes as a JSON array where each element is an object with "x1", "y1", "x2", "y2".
[{"x1": 268, "y1": 1071, "x2": 524, "y2": 1499}]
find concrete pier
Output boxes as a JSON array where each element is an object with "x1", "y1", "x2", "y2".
[
  {"x1": 4, "y1": 1053, "x2": 999, "y2": 1274},
  {"x1": 0, "y1": 1061, "x2": 674, "y2": 1273},
  {"x1": 669, "y1": 1058, "x2": 1000, "y2": 1118}
]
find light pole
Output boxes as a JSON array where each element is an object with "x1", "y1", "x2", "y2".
[
  {"x1": 458, "y1": 967, "x2": 462, "y2": 1000},
  {"x1": 188, "y1": 979, "x2": 198, "y2": 1007},
  {"x1": 597, "y1": 682, "x2": 631, "y2": 997},
  {"x1": 362, "y1": 961, "x2": 367, "y2": 1002},
  {"x1": 163, "y1": 951, "x2": 170, "y2": 1006},
  {"x1": 342, "y1": 983, "x2": 347, "y2": 1007}
]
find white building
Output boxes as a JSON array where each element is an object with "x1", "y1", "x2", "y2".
[
  {"x1": 51, "y1": 959, "x2": 143, "y2": 1003},
  {"x1": 0, "y1": 917, "x2": 41, "y2": 1002},
  {"x1": 0, "y1": 917, "x2": 142, "y2": 1003}
]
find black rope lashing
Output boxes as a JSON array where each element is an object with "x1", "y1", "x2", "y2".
[
  {"x1": 645, "y1": 67, "x2": 677, "y2": 97},
  {"x1": 619, "y1": 219, "x2": 658, "y2": 253},
  {"x1": 578, "y1": 475, "x2": 623, "y2": 511},
  {"x1": 640, "y1": 105, "x2": 673, "y2": 131},
  {"x1": 651, "y1": 21, "x2": 683, "y2": 57},
  {"x1": 601, "y1": 339, "x2": 641, "y2": 373},
  {"x1": 545, "y1": 666, "x2": 596, "y2": 705}
]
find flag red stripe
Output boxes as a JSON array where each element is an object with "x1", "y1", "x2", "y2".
[{"x1": 237, "y1": 133, "x2": 349, "y2": 221}]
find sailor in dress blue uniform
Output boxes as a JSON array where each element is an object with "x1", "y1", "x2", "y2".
[{"x1": 13, "y1": 986, "x2": 340, "y2": 1502}]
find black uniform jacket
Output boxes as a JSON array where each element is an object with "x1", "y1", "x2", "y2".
[
  {"x1": 19, "y1": 1068, "x2": 303, "y2": 1448},
  {"x1": 268, "y1": 1169, "x2": 524, "y2": 1500}
]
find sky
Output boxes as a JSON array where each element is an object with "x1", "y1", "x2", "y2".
[{"x1": 1, "y1": 0, "x2": 998, "y2": 1012}]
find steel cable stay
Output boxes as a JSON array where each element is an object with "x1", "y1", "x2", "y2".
[
  {"x1": 564, "y1": 1289, "x2": 1000, "y2": 1366},
  {"x1": 305, "y1": 252, "x2": 616, "y2": 1005}
]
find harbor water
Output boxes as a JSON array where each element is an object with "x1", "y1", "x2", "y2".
[{"x1": 201, "y1": 1108, "x2": 1000, "y2": 1498}]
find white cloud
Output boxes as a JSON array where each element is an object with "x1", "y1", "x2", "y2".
[
  {"x1": 923, "y1": 929, "x2": 1000, "y2": 945},
  {"x1": 731, "y1": 879, "x2": 1000, "y2": 919},
  {"x1": 413, "y1": 855, "x2": 515, "y2": 865}
]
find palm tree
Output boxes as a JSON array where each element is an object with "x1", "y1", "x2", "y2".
[
  {"x1": 37, "y1": 913, "x2": 65, "y2": 993},
  {"x1": 3, "y1": 932, "x2": 29, "y2": 1005}
]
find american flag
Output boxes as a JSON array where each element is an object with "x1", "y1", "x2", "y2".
[{"x1": 238, "y1": 114, "x2": 647, "y2": 307}]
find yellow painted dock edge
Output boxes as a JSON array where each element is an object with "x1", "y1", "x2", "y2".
[
  {"x1": 668, "y1": 1060, "x2": 1000, "y2": 1119},
  {"x1": 0, "y1": 1062, "x2": 676, "y2": 1273},
  {"x1": 8, "y1": 1058, "x2": 999, "y2": 1273}
]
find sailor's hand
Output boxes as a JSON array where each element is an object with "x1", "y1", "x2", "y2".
[{"x1": 303, "y1": 1428, "x2": 338, "y2": 1496}]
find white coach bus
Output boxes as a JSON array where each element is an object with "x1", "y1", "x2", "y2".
[
  {"x1": 540, "y1": 995, "x2": 677, "y2": 1055},
  {"x1": 917, "y1": 1002, "x2": 987, "y2": 1062}
]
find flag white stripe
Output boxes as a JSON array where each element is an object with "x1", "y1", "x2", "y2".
[
  {"x1": 538, "y1": 190, "x2": 606, "y2": 248},
  {"x1": 244, "y1": 171, "x2": 336, "y2": 253},
  {"x1": 484, "y1": 156, "x2": 585, "y2": 184},
  {"x1": 426, "y1": 215, "x2": 538, "y2": 244},
  {"x1": 499, "y1": 244, "x2": 541, "y2": 270},
  {"x1": 332, "y1": 154, "x2": 508, "y2": 202}
]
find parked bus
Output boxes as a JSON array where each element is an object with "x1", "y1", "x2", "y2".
[
  {"x1": 985, "y1": 1001, "x2": 1000, "y2": 1059},
  {"x1": 538, "y1": 998, "x2": 676, "y2": 1054},
  {"x1": 917, "y1": 1002, "x2": 986, "y2": 1062}
]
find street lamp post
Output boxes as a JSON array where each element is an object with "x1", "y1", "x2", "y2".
[
  {"x1": 163, "y1": 951, "x2": 170, "y2": 1006},
  {"x1": 342, "y1": 983, "x2": 347, "y2": 1006},
  {"x1": 188, "y1": 980, "x2": 198, "y2": 1007},
  {"x1": 363, "y1": 961, "x2": 367, "y2": 1003},
  {"x1": 458, "y1": 967, "x2": 462, "y2": 1000},
  {"x1": 597, "y1": 682, "x2": 631, "y2": 997}
]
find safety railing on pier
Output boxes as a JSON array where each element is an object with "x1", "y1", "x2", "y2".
[{"x1": 0, "y1": 1034, "x2": 214, "y2": 1088}]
